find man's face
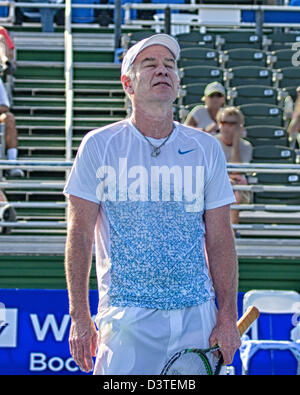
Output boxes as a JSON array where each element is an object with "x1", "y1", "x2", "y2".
[{"x1": 124, "y1": 45, "x2": 180, "y2": 106}]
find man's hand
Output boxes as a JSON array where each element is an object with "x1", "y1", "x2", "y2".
[
  {"x1": 209, "y1": 315, "x2": 241, "y2": 365},
  {"x1": 69, "y1": 316, "x2": 98, "y2": 373}
]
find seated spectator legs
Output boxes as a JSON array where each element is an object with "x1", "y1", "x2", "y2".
[
  {"x1": 229, "y1": 173, "x2": 250, "y2": 227},
  {"x1": 39, "y1": 6, "x2": 55, "y2": 33},
  {"x1": 27, "y1": 0, "x2": 58, "y2": 33},
  {"x1": 0, "y1": 109, "x2": 23, "y2": 178},
  {"x1": 0, "y1": 189, "x2": 6, "y2": 202}
]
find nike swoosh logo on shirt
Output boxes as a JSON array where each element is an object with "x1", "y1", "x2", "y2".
[{"x1": 178, "y1": 149, "x2": 195, "y2": 155}]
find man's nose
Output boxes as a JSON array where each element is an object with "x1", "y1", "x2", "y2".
[{"x1": 155, "y1": 64, "x2": 169, "y2": 75}]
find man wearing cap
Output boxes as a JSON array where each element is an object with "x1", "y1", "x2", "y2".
[
  {"x1": 64, "y1": 34, "x2": 240, "y2": 375},
  {"x1": 184, "y1": 81, "x2": 226, "y2": 134}
]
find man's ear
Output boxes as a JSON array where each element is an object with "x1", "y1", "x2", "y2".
[{"x1": 121, "y1": 75, "x2": 134, "y2": 95}]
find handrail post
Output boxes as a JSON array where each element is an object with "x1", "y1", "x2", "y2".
[
  {"x1": 114, "y1": 0, "x2": 122, "y2": 51},
  {"x1": 0, "y1": 114, "x2": 6, "y2": 180},
  {"x1": 255, "y1": 6, "x2": 263, "y2": 38},
  {"x1": 64, "y1": 0, "x2": 73, "y2": 222},
  {"x1": 64, "y1": 0, "x2": 73, "y2": 163},
  {"x1": 164, "y1": 7, "x2": 171, "y2": 35}
]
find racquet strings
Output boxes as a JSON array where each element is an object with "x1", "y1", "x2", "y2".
[{"x1": 164, "y1": 352, "x2": 212, "y2": 375}]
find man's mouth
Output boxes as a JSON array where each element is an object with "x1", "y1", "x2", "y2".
[{"x1": 153, "y1": 81, "x2": 171, "y2": 87}]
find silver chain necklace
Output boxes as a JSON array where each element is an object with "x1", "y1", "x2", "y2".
[{"x1": 141, "y1": 128, "x2": 174, "y2": 157}]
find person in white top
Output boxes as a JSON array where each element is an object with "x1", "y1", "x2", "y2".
[
  {"x1": 184, "y1": 81, "x2": 226, "y2": 134},
  {"x1": 215, "y1": 106, "x2": 253, "y2": 228},
  {"x1": 64, "y1": 34, "x2": 241, "y2": 375}
]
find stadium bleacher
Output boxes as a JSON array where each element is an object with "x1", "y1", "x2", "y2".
[
  {"x1": 0, "y1": 1, "x2": 298, "y2": 264},
  {"x1": 0, "y1": 0, "x2": 299, "y2": 376}
]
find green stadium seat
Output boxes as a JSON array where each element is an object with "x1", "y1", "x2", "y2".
[
  {"x1": 251, "y1": 145, "x2": 295, "y2": 164},
  {"x1": 175, "y1": 31, "x2": 216, "y2": 49},
  {"x1": 245, "y1": 125, "x2": 288, "y2": 147},
  {"x1": 268, "y1": 49, "x2": 296, "y2": 69},
  {"x1": 216, "y1": 31, "x2": 262, "y2": 50},
  {"x1": 226, "y1": 66, "x2": 273, "y2": 88},
  {"x1": 238, "y1": 103, "x2": 283, "y2": 127},
  {"x1": 230, "y1": 85, "x2": 281, "y2": 106},
  {"x1": 179, "y1": 65, "x2": 224, "y2": 85},
  {"x1": 179, "y1": 82, "x2": 207, "y2": 106},
  {"x1": 274, "y1": 67, "x2": 300, "y2": 90},
  {"x1": 178, "y1": 47, "x2": 219, "y2": 68},
  {"x1": 248, "y1": 172, "x2": 300, "y2": 205},
  {"x1": 122, "y1": 30, "x2": 155, "y2": 49},
  {"x1": 263, "y1": 32, "x2": 300, "y2": 51},
  {"x1": 220, "y1": 48, "x2": 268, "y2": 69}
]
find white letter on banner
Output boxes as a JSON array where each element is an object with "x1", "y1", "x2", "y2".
[
  {"x1": 48, "y1": 356, "x2": 64, "y2": 372},
  {"x1": 30, "y1": 314, "x2": 70, "y2": 341},
  {"x1": 30, "y1": 353, "x2": 47, "y2": 371}
]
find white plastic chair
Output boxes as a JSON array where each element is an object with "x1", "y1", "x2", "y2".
[
  {"x1": 243, "y1": 290, "x2": 300, "y2": 340},
  {"x1": 240, "y1": 290, "x2": 300, "y2": 375}
]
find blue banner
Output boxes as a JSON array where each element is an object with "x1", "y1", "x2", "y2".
[
  {"x1": 0, "y1": 289, "x2": 99, "y2": 375},
  {"x1": 0, "y1": 289, "x2": 245, "y2": 375}
]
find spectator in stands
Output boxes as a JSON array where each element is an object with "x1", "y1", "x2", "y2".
[
  {"x1": 0, "y1": 190, "x2": 16, "y2": 234},
  {"x1": 0, "y1": 26, "x2": 16, "y2": 76},
  {"x1": 287, "y1": 86, "x2": 300, "y2": 149},
  {"x1": 184, "y1": 81, "x2": 226, "y2": 134},
  {"x1": 0, "y1": 27, "x2": 23, "y2": 177},
  {"x1": 0, "y1": 82, "x2": 24, "y2": 177},
  {"x1": 215, "y1": 107, "x2": 253, "y2": 229},
  {"x1": 25, "y1": 0, "x2": 61, "y2": 33}
]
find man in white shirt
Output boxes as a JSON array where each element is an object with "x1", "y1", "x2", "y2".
[
  {"x1": 64, "y1": 34, "x2": 241, "y2": 375},
  {"x1": 184, "y1": 81, "x2": 226, "y2": 134}
]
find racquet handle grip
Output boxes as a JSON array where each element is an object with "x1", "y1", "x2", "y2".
[{"x1": 237, "y1": 306, "x2": 260, "y2": 336}]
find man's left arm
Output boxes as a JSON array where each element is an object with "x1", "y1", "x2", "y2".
[{"x1": 204, "y1": 204, "x2": 241, "y2": 365}]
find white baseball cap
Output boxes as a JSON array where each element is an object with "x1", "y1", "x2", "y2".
[
  {"x1": 121, "y1": 33, "x2": 180, "y2": 76},
  {"x1": 204, "y1": 81, "x2": 226, "y2": 97}
]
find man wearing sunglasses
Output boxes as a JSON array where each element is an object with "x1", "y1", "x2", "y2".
[
  {"x1": 215, "y1": 107, "x2": 253, "y2": 229},
  {"x1": 184, "y1": 81, "x2": 226, "y2": 134}
]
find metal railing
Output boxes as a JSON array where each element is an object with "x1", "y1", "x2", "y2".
[
  {"x1": 122, "y1": 3, "x2": 300, "y2": 30},
  {"x1": 0, "y1": 160, "x2": 300, "y2": 231},
  {"x1": 0, "y1": 2, "x2": 300, "y2": 28},
  {"x1": 0, "y1": 2, "x2": 300, "y2": 232}
]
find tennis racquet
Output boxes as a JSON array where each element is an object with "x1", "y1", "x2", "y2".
[{"x1": 160, "y1": 305, "x2": 260, "y2": 375}]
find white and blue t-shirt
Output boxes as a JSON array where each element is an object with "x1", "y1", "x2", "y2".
[{"x1": 64, "y1": 118, "x2": 235, "y2": 310}]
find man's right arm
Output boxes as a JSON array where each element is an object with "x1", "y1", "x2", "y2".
[{"x1": 65, "y1": 194, "x2": 99, "y2": 372}]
